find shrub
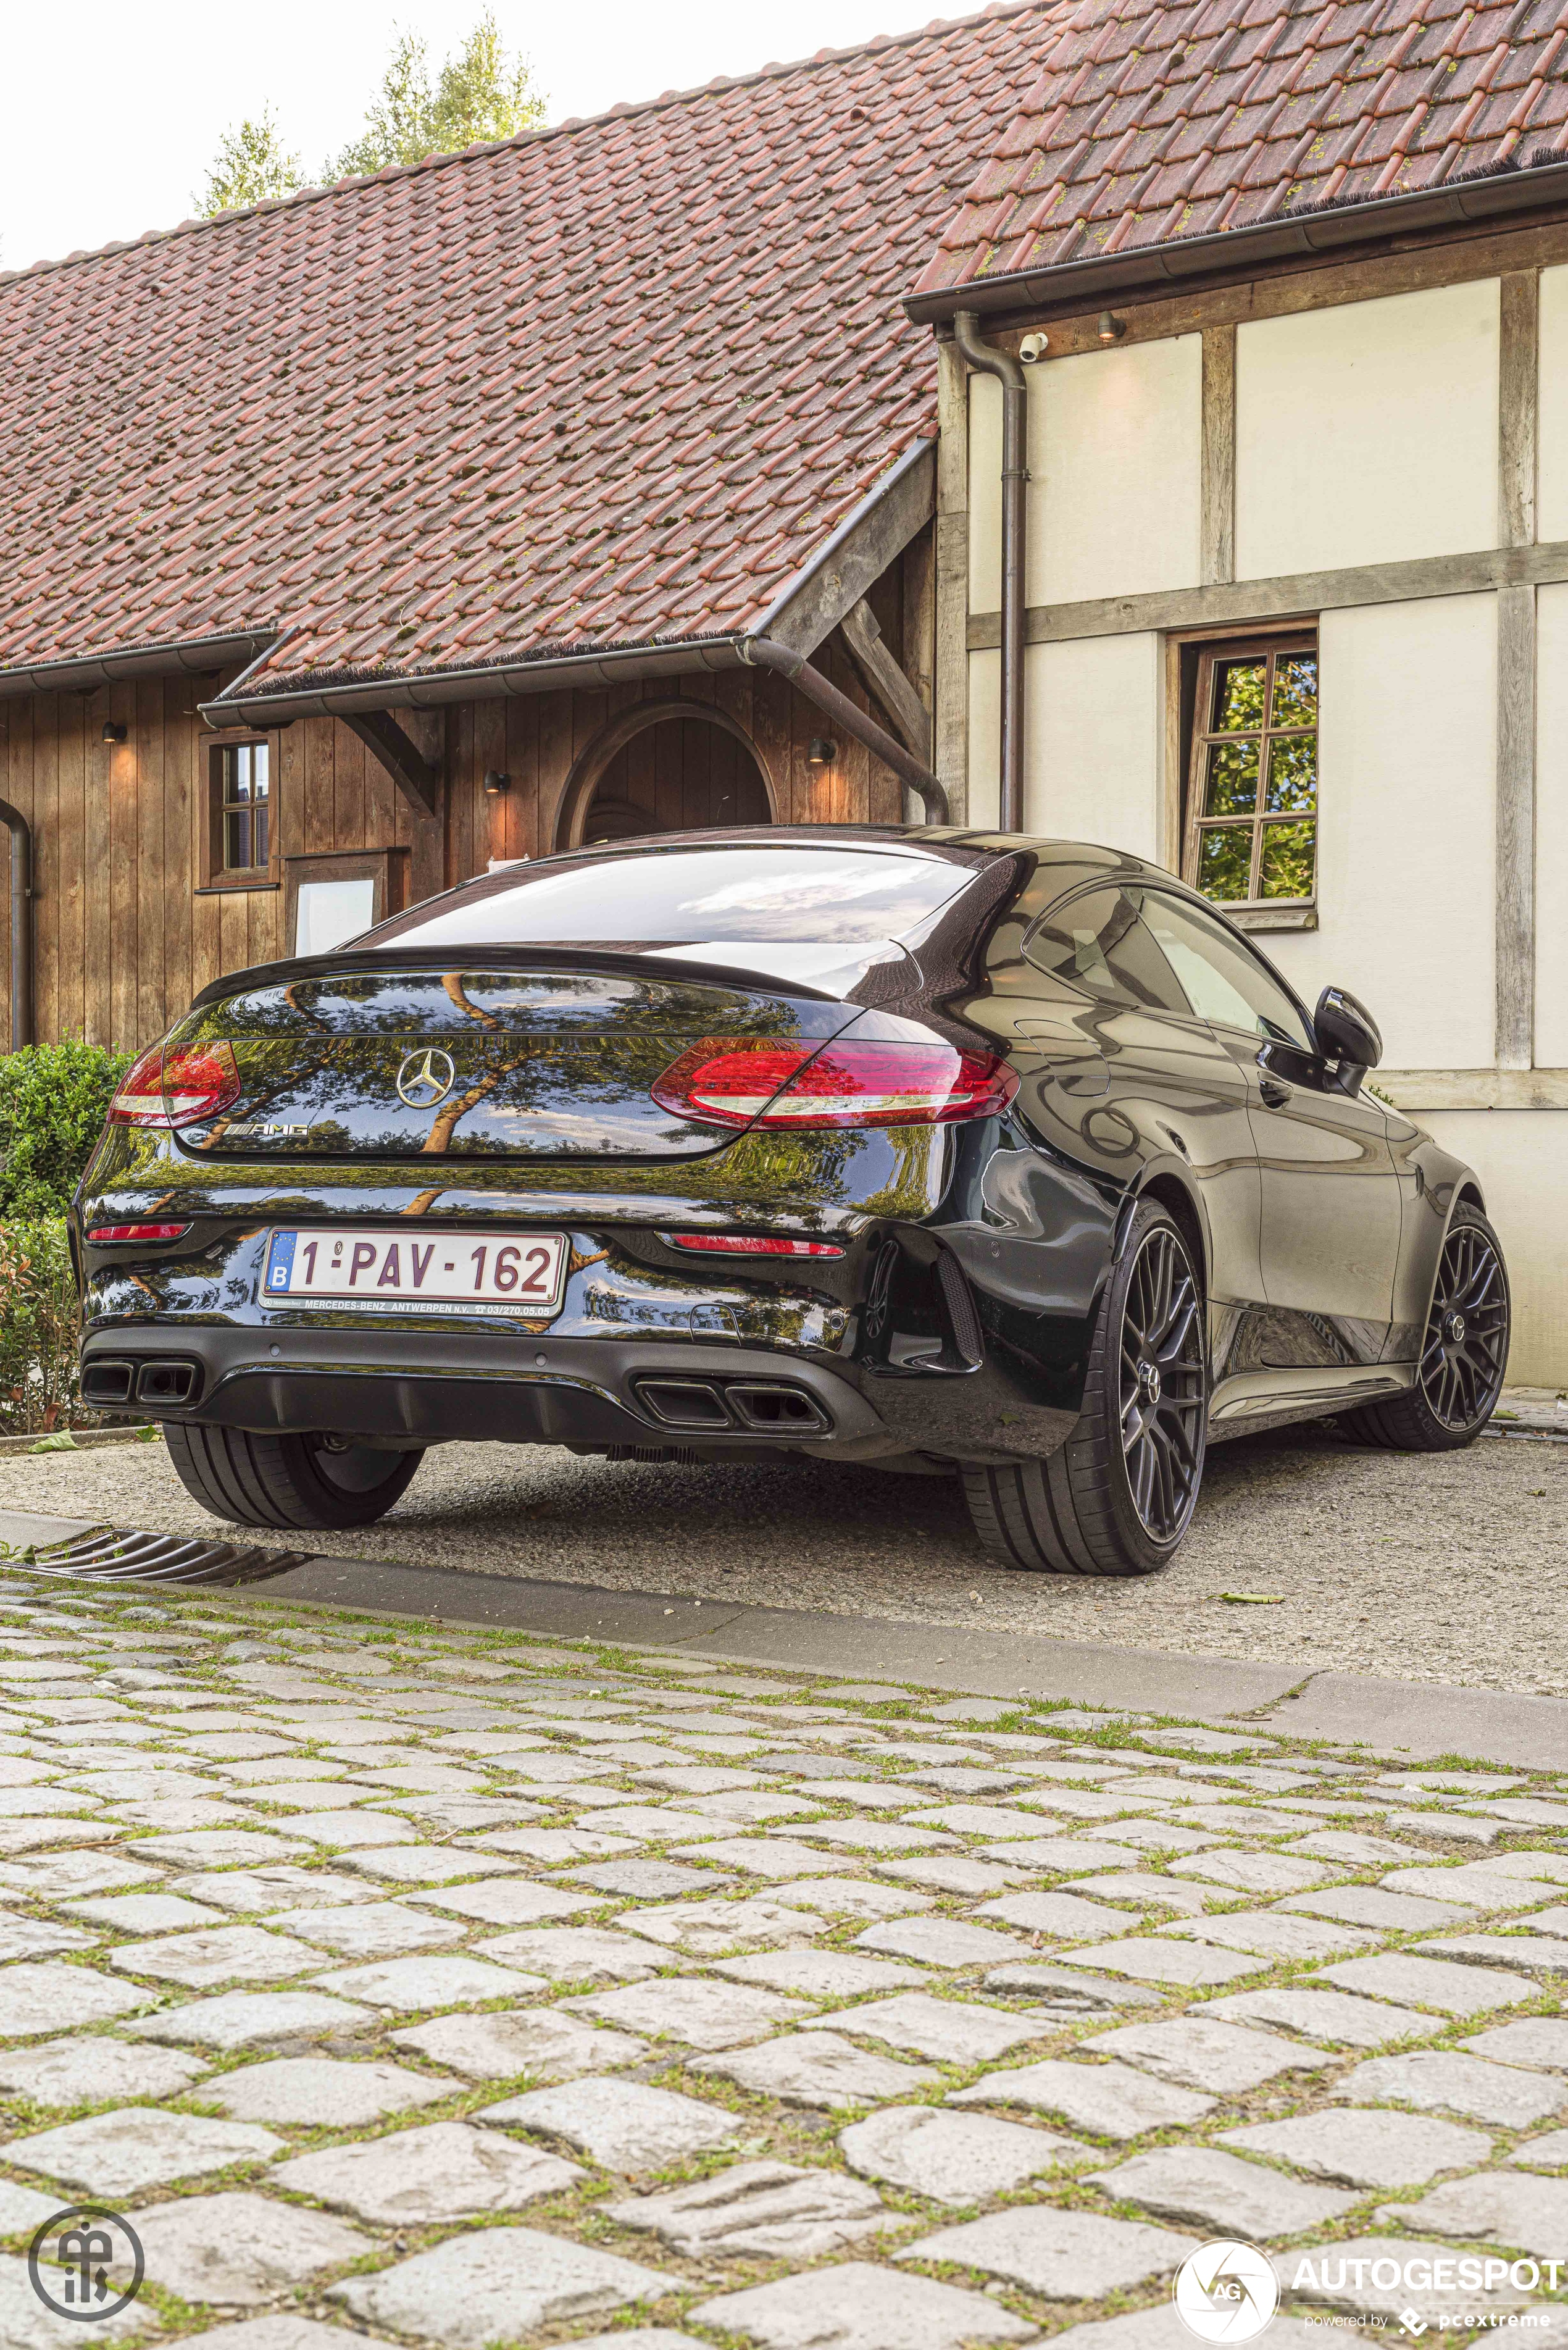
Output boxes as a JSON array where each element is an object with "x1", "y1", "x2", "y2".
[
  {"x1": 0, "y1": 1219, "x2": 81, "y2": 1436},
  {"x1": 0, "y1": 1040, "x2": 130, "y2": 1220}
]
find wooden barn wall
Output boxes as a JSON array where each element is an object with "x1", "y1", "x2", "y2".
[{"x1": 0, "y1": 585, "x2": 919, "y2": 1055}]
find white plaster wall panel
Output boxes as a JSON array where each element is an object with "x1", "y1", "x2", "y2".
[
  {"x1": 969, "y1": 372, "x2": 1003, "y2": 613},
  {"x1": 1536, "y1": 267, "x2": 1568, "y2": 543},
  {"x1": 1024, "y1": 634, "x2": 1161, "y2": 855},
  {"x1": 1420, "y1": 1110, "x2": 1568, "y2": 1384},
  {"x1": 1532, "y1": 583, "x2": 1568, "y2": 1066},
  {"x1": 1235, "y1": 281, "x2": 1499, "y2": 580},
  {"x1": 1032, "y1": 337, "x2": 1203, "y2": 605},
  {"x1": 966, "y1": 648, "x2": 1001, "y2": 829},
  {"x1": 1264, "y1": 595, "x2": 1495, "y2": 1070}
]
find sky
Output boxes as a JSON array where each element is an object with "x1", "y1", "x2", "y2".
[{"x1": 2, "y1": 1, "x2": 957, "y2": 273}]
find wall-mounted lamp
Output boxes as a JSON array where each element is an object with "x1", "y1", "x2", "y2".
[
  {"x1": 806, "y1": 737, "x2": 836, "y2": 767},
  {"x1": 1019, "y1": 332, "x2": 1050, "y2": 364},
  {"x1": 483, "y1": 770, "x2": 511, "y2": 795},
  {"x1": 101, "y1": 721, "x2": 128, "y2": 745},
  {"x1": 1098, "y1": 311, "x2": 1126, "y2": 344}
]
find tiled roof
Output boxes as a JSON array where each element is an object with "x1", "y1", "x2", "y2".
[
  {"x1": 914, "y1": 0, "x2": 1568, "y2": 299},
  {"x1": 0, "y1": 4, "x2": 1058, "y2": 698}
]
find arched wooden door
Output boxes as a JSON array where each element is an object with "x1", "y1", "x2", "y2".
[{"x1": 556, "y1": 702, "x2": 775, "y2": 850}]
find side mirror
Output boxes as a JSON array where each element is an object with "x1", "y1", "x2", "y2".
[{"x1": 1314, "y1": 984, "x2": 1383, "y2": 1095}]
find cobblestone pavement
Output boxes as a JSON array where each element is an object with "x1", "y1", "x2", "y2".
[
  {"x1": 0, "y1": 1587, "x2": 1559, "y2": 2347},
  {"x1": 4, "y1": 1420, "x2": 1566, "y2": 1691}
]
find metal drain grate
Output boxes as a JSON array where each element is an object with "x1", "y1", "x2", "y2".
[{"x1": 9, "y1": 1526, "x2": 311, "y2": 1587}]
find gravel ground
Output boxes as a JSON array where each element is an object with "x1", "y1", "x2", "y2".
[{"x1": 3, "y1": 1420, "x2": 1565, "y2": 1695}]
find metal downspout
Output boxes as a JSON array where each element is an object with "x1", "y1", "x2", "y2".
[
  {"x1": 0, "y1": 798, "x2": 33, "y2": 1051},
  {"x1": 736, "y1": 639, "x2": 949, "y2": 824},
  {"x1": 953, "y1": 311, "x2": 1027, "y2": 832}
]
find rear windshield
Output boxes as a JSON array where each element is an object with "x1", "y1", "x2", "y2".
[{"x1": 363, "y1": 847, "x2": 975, "y2": 951}]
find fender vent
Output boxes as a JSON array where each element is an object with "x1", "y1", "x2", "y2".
[{"x1": 8, "y1": 1526, "x2": 307, "y2": 1587}]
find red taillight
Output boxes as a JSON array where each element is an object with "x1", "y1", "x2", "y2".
[
  {"x1": 87, "y1": 1223, "x2": 192, "y2": 1244},
  {"x1": 109, "y1": 1042, "x2": 241, "y2": 1129},
  {"x1": 669, "y1": 1233, "x2": 846, "y2": 1258},
  {"x1": 652, "y1": 1037, "x2": 1017, "y2": 1130}
]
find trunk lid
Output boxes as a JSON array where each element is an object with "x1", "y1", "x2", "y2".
[{"x1": 167, "y1": 961, "x2": 860, "y2": 1162}]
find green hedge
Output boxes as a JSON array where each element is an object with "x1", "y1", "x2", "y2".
[
  {"x1": 0, "y1": 1040, "x2": 130, "y2": 1221},
  {"x1": 0, "y1": 1219, "x2": 80, "y2": 1437}
]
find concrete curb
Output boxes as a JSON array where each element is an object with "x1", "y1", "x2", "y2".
[{"x1": 2, "y1": 1505, "x2": 1564, "y2": 1767}]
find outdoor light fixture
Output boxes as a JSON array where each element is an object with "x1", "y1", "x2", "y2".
[
  {"x1": 1098, "y1": 311, "x2": 1126, "y2": 343},
  {"x1": 101, "y1": 721, "x2": 128, "y2": 744},
  {"x1": 807, "y1": 737, "x2": 836, "y2": 767},
  {"x1": 483, "y1": 770, "x2": 511, "y2": 795}
]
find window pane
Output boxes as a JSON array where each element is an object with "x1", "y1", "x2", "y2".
[
  {"x1": 1265, "y1": 734, "x2": 1316, "y2": 814},
  {"x1": 1196, "y1": 826, "x2": 1252, "y2": 901},
  {"x1": 1142, "y1": 890, "x2": 1314, "y2": 1050},
  {"x1": 224, "y1": 809, "x2": 250, "y2": 869},
  {"x1": 254, "y1": 805, "x2": 269, "y2": 869},
  {"x1": 296, "y1": 877, "x2": 378, "y2": 956},
  {"x1": 1259, "y1": 820, "x2": 1316, "y2": 900},
  {"x1": 1212, "y1": 659, "x2": 1266, "y2": 732},
  {"x1": 1272, "y1": 654, "x2": 1317, "y2": 727},
  {"x1": 1025, "y1": 886, "x2": 1189, "y2": 1012},
  {"x1": 1203, "y1": 738, "x2": 1259, "y2": 817}
]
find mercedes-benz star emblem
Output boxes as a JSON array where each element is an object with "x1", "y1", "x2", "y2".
[{"x1": 396, "y1": 1048, "x2": 456, "y2": 1109}]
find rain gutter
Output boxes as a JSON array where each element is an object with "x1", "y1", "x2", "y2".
[{"x1": 902, "y1": 159, "x2": 1568, "y2": 325}]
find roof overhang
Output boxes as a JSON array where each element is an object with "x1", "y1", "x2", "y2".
[
  {"x1": 904, "y1": 158, "x2": 1568, "y2": 325},
  {"x1": 201, "y1": 441, "x2": 936, "y2": 730},
  {"x1": 0, "y1": 628, "x2": 279, "y2": 700}
]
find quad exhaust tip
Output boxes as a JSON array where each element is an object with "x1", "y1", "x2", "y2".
[
  {"x1": 633, "y1": 1376, "x2": 831, "y2": 1436},
  {"x1": 82, "y1": 1358, "x2": 202, "y2": 1409}
]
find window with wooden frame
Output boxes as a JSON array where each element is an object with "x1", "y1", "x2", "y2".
[
  {"x1": 284, "y1": 848, "x2": 407, "y2": 958},
  {"x1": 1182, "y1": 633, "x2": 1318, "y2": 918},
  {"x1": 204, "y1": 738, "x2": 275, "y2": 887}
]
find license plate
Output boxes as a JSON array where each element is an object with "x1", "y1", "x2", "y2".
[{"x1": 262, "y1": 1228, "x2": 568, "y2": 1316}]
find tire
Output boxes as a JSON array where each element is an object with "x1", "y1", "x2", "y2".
[
  {"x1": 1338, "y1": 1203, "x2": 1510, "y2": 1453},
  {"x1": 963, "y1": 1200, "x2": 1207, "y2": 1575},
  {"x1": 164, "y1": 1423, "x2": 424, "y2": 1530}
]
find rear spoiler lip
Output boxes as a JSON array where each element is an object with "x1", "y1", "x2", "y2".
[{"x1": 186, "y1": 942, "x2": 854, "y2": 1014}]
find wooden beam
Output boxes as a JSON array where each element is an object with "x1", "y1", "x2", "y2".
[
  {"x1": 840, "y1": 599, "x2": 933, "y2": 762},
  {"x1": 1495, "y1": 581, "x2": 1537, "y2": 1073},
  {"x1": 935, "y1": 338, "x2": 970, "y2": 822},
  {"x1": 1377, "y1": 1067, "x2": 1568, "y2": 1111},
  {"x1": 765, "y1": 446, "x2": 935, "y2": 659},
  {"x1": 1199, "y1": 325, "x2": 1235, "y2": 588},
  {"x1": 340, "y1": 711, "x2": 441, "y2": 819},
  {"x1": 969, "y1": 538, "x2": 1568, "y2": 650},
  {"x1": 1499, "y1": 272, "x2": 1540, "y2": 551}
]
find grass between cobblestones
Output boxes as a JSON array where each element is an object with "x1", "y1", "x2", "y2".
[{"x1": 0, "y1": 1584, "x2": 1558, "y2": 2348}]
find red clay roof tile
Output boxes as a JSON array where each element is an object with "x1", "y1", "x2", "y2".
[
  {"x1": 915, "y1": 0, "x2": 1568, "y2": 298},
  {"x1": 0, "y1": 2, "x2": 1061, "y2": 696}
]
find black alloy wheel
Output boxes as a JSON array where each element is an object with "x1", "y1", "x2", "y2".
[
  {"x1": 962, "y1": 1200, "x2": 1209, "y2": 1574},
  {"x1": 1118, "y1": 1221, "x2": 1207, "y2": 1542},
  {"x1": 1419, "y1": 1219, "x2": 1509, "y2": 1431},
  {"x1": 1338, "y1": 1202, "x2": 1511, "y2": 1453}
]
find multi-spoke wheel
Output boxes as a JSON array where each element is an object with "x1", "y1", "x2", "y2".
[
  {"x1": 963, "y1": 1200, "x2": 1209, "y2": 1574},
  {"x1": 1338, "y1": 1202, "x2": 1510, "y2": 1453}
]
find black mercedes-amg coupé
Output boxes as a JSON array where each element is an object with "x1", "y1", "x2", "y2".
[{"x1": 73, "y1": 828, "x2": 1510, "y2": 1575}]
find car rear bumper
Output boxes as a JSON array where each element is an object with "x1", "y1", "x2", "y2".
[{"x1": 78, "y1": 1324, "x2": 899, "y2": 1458}]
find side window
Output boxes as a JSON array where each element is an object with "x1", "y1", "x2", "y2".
[
  {"x1": 1142, "y1": 890, "x2": 1314, "y2": 1051},
  {"x1": 1025, "y1": 886, "x2": 1190, "y2": 1014}
]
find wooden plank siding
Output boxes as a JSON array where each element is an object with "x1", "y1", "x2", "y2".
[{"x1": 0, "y1": 548, "x2": 921, "y2": 1052}]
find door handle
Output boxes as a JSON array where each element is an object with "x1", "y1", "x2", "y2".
[{"x1": 1258, "y1": 1076, "x2": 1292, "y2": 1109}]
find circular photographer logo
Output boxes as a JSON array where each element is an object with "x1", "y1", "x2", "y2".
[
  {"x1": 1174, "y1": 2239, "x2": 1281, "y2": 2344},
  {"x1": 28, "y1": 2207, "x2": 144, "y2": 2323}
]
